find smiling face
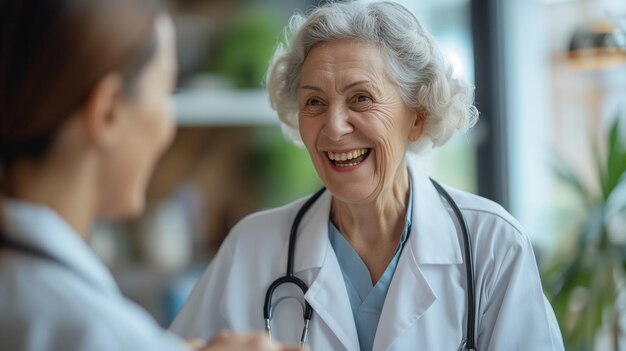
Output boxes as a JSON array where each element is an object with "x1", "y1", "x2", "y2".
[{"x1": 298, "y1": 40, "x2": 423, "y2": 204}]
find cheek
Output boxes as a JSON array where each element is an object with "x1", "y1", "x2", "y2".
[
  {"x1": 123, "y1": 105, "x2": 173, "y2": 213},
  {"x1": 367, "y1": 110, "x2": 402, "y2": 149},
  {"x1": 156, "y1": 106, "x2": 176, "y2": 149},
  {"x1": 298, "y1": 117, "x2": 319, "y2": 152},
  {"x1": 298, "y1": 118, "x2": 331, "y2": 177},
  {"x1": 125, "y1": 101, "x2": 174, "y2": 184},
  {"x1": 364, "y1": 110, "x2": 410, "y2": 170},
  {"x1": 143, "y1": 98, "x2": 175, "y2": 150}
]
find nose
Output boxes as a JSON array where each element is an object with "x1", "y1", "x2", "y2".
[{"x1": 322, "y1": 104, "x2": 353, "y2": 141}]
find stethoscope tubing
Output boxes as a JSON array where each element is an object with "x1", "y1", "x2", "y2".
[
  {"x1": 263, "y1": 187, "x2": 326, "y2": 345},
  {"x1": 430, "y1": 179, "x2": 477, "y2": 351}
]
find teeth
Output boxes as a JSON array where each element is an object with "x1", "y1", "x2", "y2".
[
  {"x1": 327, "y1": 148, "x2": 368, "y2": 161},
  {"x1": 337, "y1": 162, "x2": 358, "y2": 167}
]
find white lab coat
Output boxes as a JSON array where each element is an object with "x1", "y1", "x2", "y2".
[
  {"x1": 171, "y1": 166, "x2": 564, "y2": 351},
  {"x1": 0, "y1": 199, "x2": 188, "y2": 351}
]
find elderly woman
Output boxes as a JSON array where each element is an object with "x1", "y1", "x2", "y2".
[{"x1": 171, "y1": 1, "x2": 564, "y2": 350}]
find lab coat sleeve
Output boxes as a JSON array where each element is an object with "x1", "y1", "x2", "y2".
[
  {"x1": 478, "y1": 233, "x2": 564, "y2": 351},
  {"x1": 169, "y1": 238, "x2": 235, "y2": 340},
  {"x1": 2, "y1": 315, "x2": 127, "y2": 351},
  {"x1": 71, "y1": 317, "x2": 188, "y2": 351},
  {"x1": 2, "y1": 297, "x2": 189, "y2": 351}
]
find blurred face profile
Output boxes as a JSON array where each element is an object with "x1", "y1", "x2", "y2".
[
  {"x1": 99, "y1": 15, "x2": 177, "y2": 219},
  {"x1": 298, "y1": 40, "x2": 421, "y2": 204}
]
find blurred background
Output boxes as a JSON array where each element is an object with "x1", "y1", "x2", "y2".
[{"x1": 86, "y1": 0, "x2": 626, "y2": 349}]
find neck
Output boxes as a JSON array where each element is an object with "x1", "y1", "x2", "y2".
[
  {"x1": 331, "y1": 164, "x2": 411, "y2": 284},
  {"x1": 331, "y1": 165, "x2": 410, "y2": 249},
  {"x1": 4, "y1": 156, "x2": 97, "y2": 238}
]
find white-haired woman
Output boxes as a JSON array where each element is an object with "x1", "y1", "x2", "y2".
[{"x1": 171, "y1": 1, "x2": 564, "y2": 350}]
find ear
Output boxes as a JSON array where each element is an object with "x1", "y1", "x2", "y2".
[
  {"x1": 408, "y1": 107, "x2": 426, "y2": 142},
  {"x1": 81, "y1": 74, "x2": 124, "y2": 149}
]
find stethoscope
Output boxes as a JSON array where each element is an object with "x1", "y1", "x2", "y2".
[{"x1": 263, "y1": 179, "x2": 477, "y2": 351}]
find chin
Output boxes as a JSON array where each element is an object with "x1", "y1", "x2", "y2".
[
  {"x1": 326, "y1": 183, "x2": 374, "y2": 204},
  {"x1": 124, "y1": 197, "x2": 146, "y2": 219},
  {"x1": 124, "y1": 204, "x2": 145, "y2": 219},
  {"x1": 103, "y1": 196, "x2": 145, "y2": 221}
]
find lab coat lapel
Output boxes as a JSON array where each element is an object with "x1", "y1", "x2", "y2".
[
  {"x1": 278, "y1": 190, "x2": 360, "y2": 351},
  {"x1": 278, "y1": 190, "x2": 330, "y2": 275},
  {"x1": 305, "y1": 247, "x2": 360, "y2": 351},
  {"x1": 372, "y1": 245, "x2": 437, "y2": 351},
  {"x1": 409, "y1": 168, "x2": 463, "y2": 265},
  {"x1": 373, "y1": 167, "x2": 463, "y2": 351}
]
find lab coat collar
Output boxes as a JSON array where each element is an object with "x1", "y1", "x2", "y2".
[
  {"x1": 372, "y1": 162, "x2": 464, "y2": 350},
  {"x1": 1, "y1": 198, "x2": 120, "y2": 295},
  {"x1": 276, "y1": 190, "x2": 359, "y2": 350},
  {"x1": 278, "y1": 189, "x2": 332, "y2": 274},
  {"x1": 278, "y1": 163, "x2": 464, "y2": 273},
  {"x1": 373, "y1": 241, "x2": 438, "y2": 351},
  {"x1": 407, "y1": 163, "x2": 464, "y2": 265},
  {"x1": 276, "y1": 161, "x2": 464, "y2": 350},
  {"x1": 305, "y1": 243, "x2": 361, "y2": 351}
]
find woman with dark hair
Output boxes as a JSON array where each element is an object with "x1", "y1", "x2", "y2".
[{"x1": 0, "y1": 1, "x2": 296, "y2": 350}]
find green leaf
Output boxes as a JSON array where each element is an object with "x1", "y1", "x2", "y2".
[
  {"x1": 551, "y1": 153, "x2": 595, "y2": 208},
  {"x1": 605, "y1": 119, "x2": 626, "y2": 200},
  {"x1": 580, "y1": 206, "x2": 604, "y2": 247},
  {"x1": 545, "y1": 112, "x2": 626, "y2": 350},
  {"x1": 593, "y1": 142, "x2": 609, "y2": 200}
]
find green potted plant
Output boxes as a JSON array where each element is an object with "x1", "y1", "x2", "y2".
[
  {"x1": 544, "y1": 116, "x2": 626, "y2": 350},
  {"x1": 210, "y1": 6, "x2": 283, "y2": 89}
]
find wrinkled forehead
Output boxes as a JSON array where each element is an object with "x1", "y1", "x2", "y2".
[{"x1": 299, "y1": 40, "x2": 392, "y2": 89}]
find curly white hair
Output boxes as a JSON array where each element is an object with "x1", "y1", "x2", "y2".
[{"x1": 266, "y1": 0, "x2": 478, "y2": 153}]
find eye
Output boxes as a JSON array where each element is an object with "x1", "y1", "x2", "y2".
[
  {"x1": 355, "y1": 95, "x2": 372, "y2": 103},
  {"x1": 300, "y1": 96, "x2": 327, "y2": 116},
  {"x1": 351, "y1": 94, "x2": 373, "y2": 108},
  {"x1": 306, "y1": 98, "x2": 324, "y2": 106}
]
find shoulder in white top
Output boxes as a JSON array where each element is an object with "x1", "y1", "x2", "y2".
[{"x1": 0, "y1": 198, "x2": 188, "y2": 351}]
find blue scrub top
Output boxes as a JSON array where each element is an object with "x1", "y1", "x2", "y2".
[{"x1": 328, "y1": 180, "x2": 413, "y2": 351}]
